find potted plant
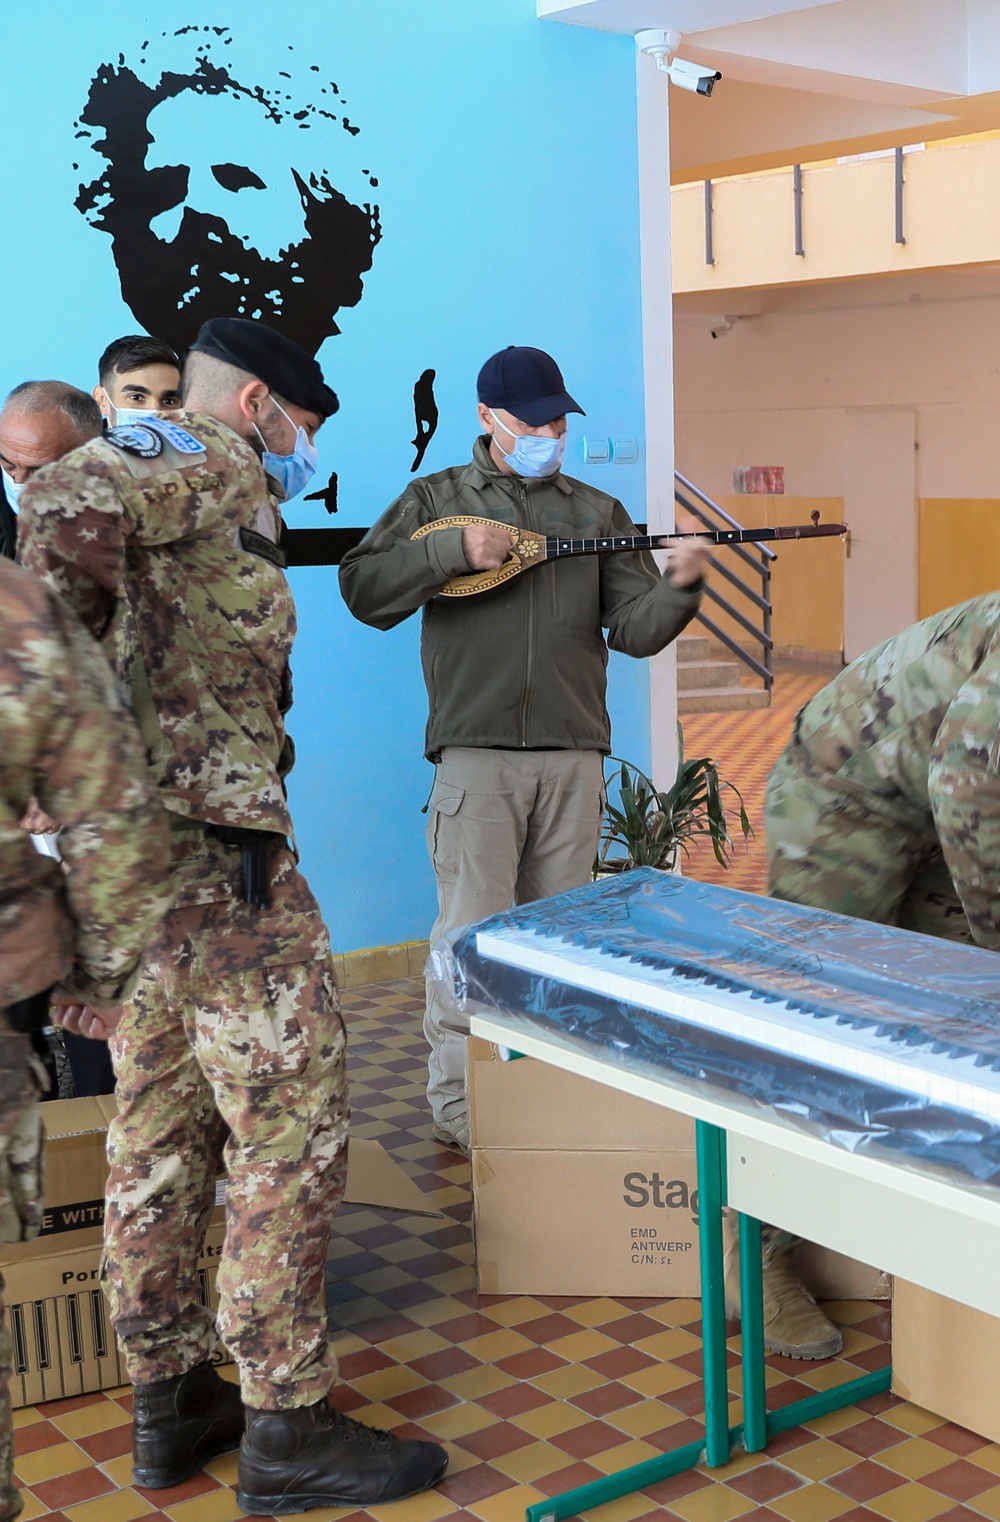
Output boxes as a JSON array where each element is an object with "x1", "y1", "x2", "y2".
[{"x1": 596, "y1": 723, "x2": 752, "y2": 875}]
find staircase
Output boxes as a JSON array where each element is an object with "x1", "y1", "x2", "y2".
[
  {"x1": 674, "y1": 470, "x2": 776, "y2": 714},
  {"x1": 677, "y1": 633, "x2": 771, "y2": 714}
]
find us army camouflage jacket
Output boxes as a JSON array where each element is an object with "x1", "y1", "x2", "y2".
[
  {"x1": 0, "y1": 559, "x2": 172, "y2": 1006},
  {"x1": 795, "y1": 593, "x2": 1000, "y2": 949},
  {"x1": 17, "y1": 412, "x2": 296, "y2": 836}
]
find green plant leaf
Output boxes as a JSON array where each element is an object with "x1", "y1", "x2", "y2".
[{"x1": 601, "y1": 731, "x2": 751, "y2": 878}]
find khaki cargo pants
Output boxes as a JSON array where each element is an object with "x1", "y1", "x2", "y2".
[{"x1": 424, "y1": 747, "x2": 605, "y2": 1129}]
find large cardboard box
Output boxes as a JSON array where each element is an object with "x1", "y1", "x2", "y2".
[
  {"x1": 5, "y1": 1222, "x2": 230, "y2": 1409},
  {"x1": 0, "y1": 1095, "x2": 437, "y2": 1407},
  {"x1": 4, "y1": 1095, "x2": 435, "y2": 1267},
  {"x1": 2, "y1": 1094, "x2": 228, "y2": 1268},
  {"x1": 470, "y1": 1037, "x2": 699, "y2": 1296},
  {"x1": 469, "y1": 1039, "x2": 888, "y2": 1300},
  {"x1": 893, "y1": 1280, "x2": 1000, "y2": 1441}
]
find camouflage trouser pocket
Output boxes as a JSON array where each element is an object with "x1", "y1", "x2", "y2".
[
  {"x1": 0, "y1": 1073, "x2": 45, "y2": 1246},
  {"x1": 193, "y1": 964, "x2": 319, "y2": 1087}
]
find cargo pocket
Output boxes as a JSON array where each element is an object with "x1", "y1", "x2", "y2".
[{"x1": 428, "y1": 786, "x2": 465, "y2": 881}]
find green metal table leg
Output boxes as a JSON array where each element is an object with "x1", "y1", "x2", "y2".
[
  {"x1": 520, "y1": 1116, "x2": 894, "y2": 1522},
  {"x1": 696, "y1": 1120, "x2": 731, "y2": 1469},
  {"x1": 765, "y1": 1367, "x2": 892, "y2": 1436},
  {"x1": 738, "y1": 1212, "x2": 767, "y2": 1452}
]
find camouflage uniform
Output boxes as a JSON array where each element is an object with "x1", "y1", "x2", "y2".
[
  {"x1": 767, "y1": 594, "x2": 1000, "y2": 946},
  {"x1": 18, "y1": 412, "x2": 349, "y2": 1411},
  {"x1": 0, "y1": 557, "x2": 171, "y2": 1521}
]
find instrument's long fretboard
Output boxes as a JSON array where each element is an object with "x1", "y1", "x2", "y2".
[{"x1": 545, "y1": 523, "x2": 844, "y2": 559}]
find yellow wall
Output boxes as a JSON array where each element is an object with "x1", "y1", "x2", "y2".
[
  {"x1": 918, "y1": 499, "x2": 1000, "y2": 618},
  {"x1": 711, "y1": 496, "x2": 844, "y2": 658},
  {"x1": 673, "y1": 138, "x2": 1000, "y2": 295}
]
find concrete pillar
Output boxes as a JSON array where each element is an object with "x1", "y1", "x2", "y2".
[{"x1": 636, "y1": 47, "x2": 680, "y2": 788}]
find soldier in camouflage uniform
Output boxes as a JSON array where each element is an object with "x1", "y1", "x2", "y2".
[
  {"x1": 0, "y1": 556, "x2": 171, "y2": 1522},
  {"x1": 766, "y1": 595, "x2": 1000, "y2": 943},
  {"x1": 18, "y1": 318, "x2": 446, "y2": 1514},
  {"x1": 731, "y1": 595, "x2": 1000, "y2": 1364}
]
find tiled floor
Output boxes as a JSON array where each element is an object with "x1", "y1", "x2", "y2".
[
  {"x1": 15, "y1": 666, "x2": 998, "y2": 1522},
  {"x1": 681, "y1": 663, "x2": 832, "y2": 894}
]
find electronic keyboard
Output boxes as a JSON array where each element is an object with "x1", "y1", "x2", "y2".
[{"x1": 450, "y1": 870, "x2": 1000, "y2": 1183}]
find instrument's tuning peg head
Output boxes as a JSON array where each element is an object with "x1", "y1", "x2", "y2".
[{"x1": 811, "y1": 509, "x2": 820, "y2": 526}]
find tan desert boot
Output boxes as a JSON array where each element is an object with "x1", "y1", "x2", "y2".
[{"x1": 724, "y1": 1214, "x2": 843, "y2": 1360}]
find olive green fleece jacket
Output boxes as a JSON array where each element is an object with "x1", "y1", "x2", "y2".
[{"x1": 339, "y1": 436, "x2": 703, "y2": 758}]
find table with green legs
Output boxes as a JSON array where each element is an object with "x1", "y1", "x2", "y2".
[{"x1": 469, "y1": 1014, "x2": 1000, "y2": 1522}]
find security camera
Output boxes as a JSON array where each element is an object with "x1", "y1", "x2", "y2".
[
  {"x1": 666, "y1": 56, "x2": 722, "y2": 97},
  {"x1": 634, "y1": 29, "x2": 722, "y2": 98}
]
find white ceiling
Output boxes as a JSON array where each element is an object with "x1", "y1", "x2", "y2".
[
  {"x1": 540, "y1": 0, "x2": 1000, "y2": 178},
  {"x1": 539, "y1": 0, "x2": 1000, "y2": 101}
]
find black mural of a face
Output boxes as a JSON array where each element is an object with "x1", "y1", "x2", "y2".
[{"x1": 74, "y1": 27, "x2": 381, "y2": 356}]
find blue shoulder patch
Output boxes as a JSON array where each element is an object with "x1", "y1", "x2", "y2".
[{"x1": 140, "y1": 416, "x2": 206, "y2": 455}]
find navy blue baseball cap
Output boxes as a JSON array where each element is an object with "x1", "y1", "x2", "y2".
[{"x1": 477, "y1": 346, "x2": 584, "y2": 426}]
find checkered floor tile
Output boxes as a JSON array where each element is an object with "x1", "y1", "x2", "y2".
[
  {"x1": 682, "y1": 662, "x2": 830, "y2": 895},
  {"x1": 14, "y1": 668, "x2": 997, "y2": 1522}
]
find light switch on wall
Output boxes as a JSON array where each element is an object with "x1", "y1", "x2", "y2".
[
  {"x1": 582, "y1": 436, "x2": 612, "y2": 464},
  {"x1": 612, "y1": 438, "x2": 639, "y2": 464}
]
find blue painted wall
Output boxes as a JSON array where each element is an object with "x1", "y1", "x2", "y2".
[{"x1": 0, "y1": 0, "x2": 649, "y2": 951}]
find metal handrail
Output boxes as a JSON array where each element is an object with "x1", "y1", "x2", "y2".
[
  {"x1": 675, "y1": 471, "x2": 773, "y2": 693},
  {"x1": 697, "y1": 613, "x2": 771, "y2": 684},
  {"x1": 705, "y1": 552, "x2": 771, "y2": 613},
  {"x1": 703, "y1": 584, "x2": 773, "y2": 648},
  {"x1": 675, "y1": 471, "x2": 778, "y2": 560},
  {"x1": 676, "y1": 490, "x2": 773, "y2": 580}
]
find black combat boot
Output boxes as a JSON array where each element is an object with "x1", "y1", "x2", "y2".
[
  {"x1": 132, "y1": 1360, "x2": 245, "y2": 1488},
  {"x1": 237, "y1": 1398, "x2": 448, "y2": 1513}
]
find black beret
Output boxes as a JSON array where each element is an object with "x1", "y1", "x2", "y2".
[{"x1": 190, "y1": 318, "x2": 339, "y2": 419}]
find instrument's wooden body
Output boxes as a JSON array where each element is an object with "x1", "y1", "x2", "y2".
[
  {"x1": 411, "y1": 516, "x2": 548, "y2": 596},
  {"x1": 412, "y1": 513, "x2": 845, "y2": 598}
]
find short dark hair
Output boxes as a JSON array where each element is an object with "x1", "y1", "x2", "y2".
[
  {"x1": 98, "y1": 334, "x2": 180, "y2": 387},
  {"x1": 5, "y1": 381, "x2": 103, "y2": 441}
]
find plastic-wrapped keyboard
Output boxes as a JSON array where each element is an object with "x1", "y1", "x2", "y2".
[{"x1": 432, "y1": 869, "x2": 1000, "y2": 1187}]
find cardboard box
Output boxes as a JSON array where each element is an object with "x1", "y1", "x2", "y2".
[
  {"x1": 893, "y1": 1280, "x2": 1000, "y2": 1441},
  {"x1": 470, "y1": 1039, "x2": 699, "y2": 1296},
  {"x1": 3, "y1": 1096, "x2": 118, "y2": 1265},
  {"x1": 4, "y1": 1222, "x2": 230, "y2": 1409},
  {"x1": 0, "y1": 1094, "x2": 437, "y2": 1406},
  {"x1": 473, "y1": 1145, "x2": 701, "y2": 1296},
  {"x1": 3, "y1": 1094, "x2": 436, "y2": 1273},
  {"x1": 469, "y1": 1039, "x2": 887, "y2": 1300}
]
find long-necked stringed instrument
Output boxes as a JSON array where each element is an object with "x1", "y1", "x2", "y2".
[{"x1": 411, "y1": 510, "x2": 846, "y2": 598}]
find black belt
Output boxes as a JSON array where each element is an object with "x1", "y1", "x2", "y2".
[{"x1": 209, "y1": 826, "x2": 285, "y2": 907}]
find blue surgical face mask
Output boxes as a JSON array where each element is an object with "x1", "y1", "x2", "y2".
[
  {"x1": 489, "y1": 410, "x2": 565, "y2": 479},
  {"x1": 255, "y1": 396, "x2": 319, "y2": 501},
  {"x1": 3, "y1": 474, "x2": 24, "y2": 510},
  {"x1": 110, "y1": 404, "x2": 158, "y2": 428}
]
